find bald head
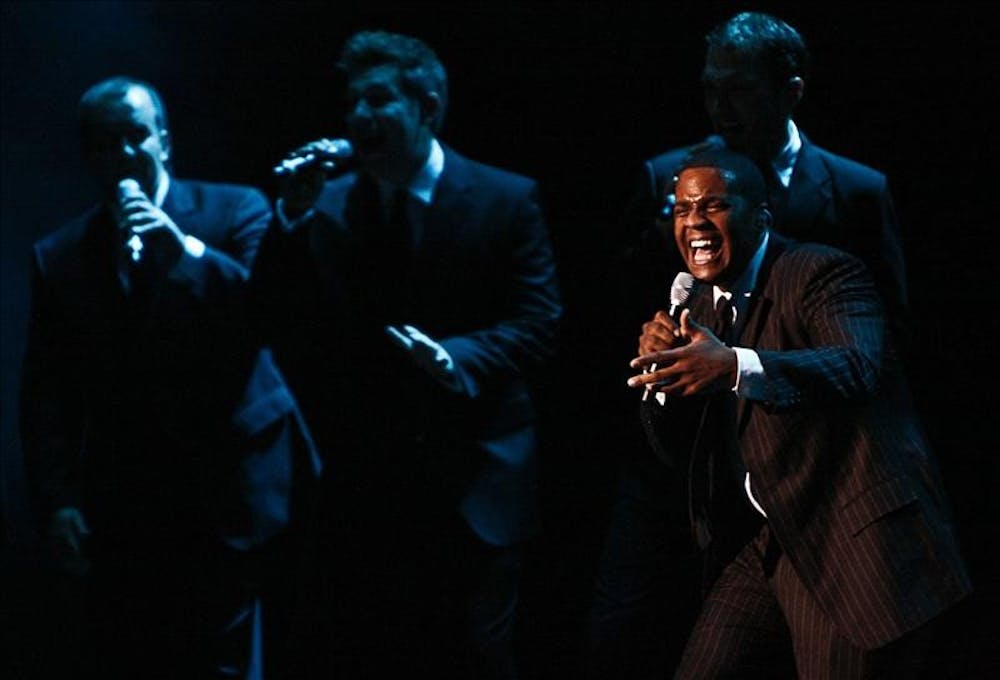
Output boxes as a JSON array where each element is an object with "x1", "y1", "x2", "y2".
[{"x1": 78, "y1": 77, "x2": 171, "y2": 198}]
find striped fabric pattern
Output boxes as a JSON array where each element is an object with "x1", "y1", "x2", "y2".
[{"x1": 679, "y1": 235, "x2": 972, "y2": 659}]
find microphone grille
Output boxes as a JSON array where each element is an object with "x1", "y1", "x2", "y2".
[
  {"x1": 669, "y1": 272, "x2": 695, "y2": 307},
  {"x1": 117, "y1": 178, "x2": 143, "y2": 198}
]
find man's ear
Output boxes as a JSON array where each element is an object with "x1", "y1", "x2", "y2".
[
  {"x1": 421, "y1": 91, "x2": 442, "y2": 128},
  {"x1": 786, "y1": 76, "x2": 805, "y2": 107},
  {"x1": 158, "y1": 129, "x2": 171, "y2": 162},
  {"x1": 758, "y1": 206, "x2": 773, "y2": 230}
]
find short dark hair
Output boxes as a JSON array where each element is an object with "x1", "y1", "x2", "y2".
[
  {"x1": 78, "y1": 76, "x2": 169, "y2": 132},
  {"x1": 338, "y1": 30, "x2": 448, "y2": 133},
  {"x1": 673, "y1": 143, "x2": 767, "y2": 207},
  {"x1": 706, "y1": 12, "x2": 810, "y2": 88}
]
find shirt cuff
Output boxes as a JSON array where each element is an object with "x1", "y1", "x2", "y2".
[
  {"x1": 168, "y1": 234, "x2": 206, "y2": 283},
  {"x1": 183, "y1": 234, "x2": 205, "y2": 258},
  {"x1": 733, "y1": 347, "x2": 769, "y2": 400}
]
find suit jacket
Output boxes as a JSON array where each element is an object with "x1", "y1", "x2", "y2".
[
  {"x1": 20, "y1": 178, "x2": 321, "y2": 551},
  {"x1": 620, "y1": 133, "x2": 908, "y2": 347},
  {"x1": 642, "y1": 234, "x2": 971, "y2": 649},
  {"x1": 253, "y1": 146, "x2": 562, "y2": 547}
]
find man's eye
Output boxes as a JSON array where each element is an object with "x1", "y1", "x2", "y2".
[{"x1": 704, "y1": 201, "x2": 728, "y2": 213}]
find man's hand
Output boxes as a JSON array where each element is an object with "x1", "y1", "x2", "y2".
[
  {"x1": 47, "y1": 506, "x2": 91, "y2": 576},
  {"x1": 386, "y1": 324, "x2": 462, "y2": 393},
  {"x1": 275, "y1": 138, "x2": 353, "y2": 219},
  {"x1": 118, "y1": 189, "x2": 186, "y2": 271},
  {"x1": 628, "y1": 309, "x2": 737, "y2": 397},
  {"x1": 637, "y1": 308, "x2": 686, "y2": 356}
]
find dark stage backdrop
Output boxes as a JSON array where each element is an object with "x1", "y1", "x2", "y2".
[{"x1": 3, "y1": 2, "x2": 997, "y2": 677}]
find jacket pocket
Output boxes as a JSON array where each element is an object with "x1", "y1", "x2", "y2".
[{"x1": 840, "y1": 477, "x2": 918, "y2": 536}]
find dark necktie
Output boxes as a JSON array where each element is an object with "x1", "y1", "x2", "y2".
[
  {"x1": 383, "y1": 187, "x2": 411, "y2": 271},
  {"x1": 713, "y1": 294, "x2": 734, "y2": 345},
  {"x1": 364, "y1": 187, "x2": 413, "y2": 323},
  {"x1": 126, "y1": 250, "x2": 157, "y2": 315}
]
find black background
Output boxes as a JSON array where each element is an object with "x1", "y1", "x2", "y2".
[{"x1": 2, "y1": 2, "x2": 997, "y2": 677}]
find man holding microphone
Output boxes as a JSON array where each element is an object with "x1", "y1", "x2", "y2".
[{"x1": 20, "y1": 76, "x2": 320, "y2": 679}]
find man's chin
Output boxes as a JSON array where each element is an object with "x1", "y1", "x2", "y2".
[{"x1": 686, "y1": 261, "x2": 723, "y2": 284}]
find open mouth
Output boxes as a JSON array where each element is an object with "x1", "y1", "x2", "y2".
[
  {"x1": 353, "y1": 129, "x2": 387, "y2": 156},
  {"x1": 689, "y1": 237, "x2": 722, "y2": 266}
]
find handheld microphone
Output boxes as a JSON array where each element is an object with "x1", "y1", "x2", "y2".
[
  {"x1": 643, "y1": 271, "x2": 695, "y2": 402},
  {"x1": 117, "y1": 178, "x2": 146, "y2": 262},
  {"x1": 273, "y1": 138, "x2": 354, "y2": 177},
  {"x1": 668, "y1": 272, "x2": 695, "y2": 321}
]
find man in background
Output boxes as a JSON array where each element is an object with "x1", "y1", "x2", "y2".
[
  {"x1": 20, "y1": 76, "x2": 321, "y2": 679},
  {"x1": 253, "y1": 30, "x2": 561, "y2": 678}
]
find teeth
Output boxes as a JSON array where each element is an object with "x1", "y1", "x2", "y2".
[{"x1": 690, "y1": 239, "x2": 715, "y2": 248}]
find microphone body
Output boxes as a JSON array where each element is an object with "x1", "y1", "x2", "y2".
[
  {"x1": 117, "y1": 178, "x2": 147, "y2": 262},
  {"x1": 643, "y1": 272, "x2": 695, "y2": 402}
]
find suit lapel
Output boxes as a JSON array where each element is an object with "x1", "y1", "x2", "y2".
[
  {"x1": 422, "y1": 147, "x2": 474, "y2": 256},
  {"x1": 161, "y1": 179, "x2": 196, "y2": 226},
  {"x1": 732, "y1": 234, "x2": 788, "y2": 429},
  {"x1": 785, "y1": 135, "x2": 834, "y2": 235}
]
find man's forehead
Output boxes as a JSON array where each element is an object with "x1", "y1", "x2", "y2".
[
  {"x1": 349, "y1": 64, "x2": 402, "y2": 90},
  {"x1": 122, "y1": 85, "x2": 155, "y2": 109},
  {"x1": 702, "y1": 49, "x2": 764, "y2": 83},
  {"x1": 87, "y1": 88, "x2": 156, "y2": 127},
  {"x1": 676, "y1": 166, "x2": 727, "y2": 190}
]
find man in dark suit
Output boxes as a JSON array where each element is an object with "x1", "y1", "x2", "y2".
[
  {"x1": 19, "y1": 76, "x2": 321, "y2": 679},
  {"x1": 252, "y1": 30, "x2": 561, "y2": 678},
  {"x1": 590, "y1": 12, "x2": 910, "y2": 677},
  {"x1": 626, "y1": 145, "x2": 970, "y2": 677}
]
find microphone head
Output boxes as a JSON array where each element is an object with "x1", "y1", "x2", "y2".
[
  {"x1": 273, "y1": 138, "x2": 355, "y2": 176},
  {"x1": 669, "y1": 272, "x2": 695, "y2": 307},
  {"x1": 117, "y1": 177, "x2": 144, "y2": 200},
  {"x1": 325, "y1": 138, "x2": 354, "y2": 157}
]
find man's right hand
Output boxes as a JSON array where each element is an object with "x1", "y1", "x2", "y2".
[
  {"x1": 638, "y1": 309, "x2": 685, "y2": 356},
  {"x1": 47, "y1": 506, "x2": 91, "y2": 576},
  {"x1": 274, "y1": 138, "x2": 353, "y2": 219}
]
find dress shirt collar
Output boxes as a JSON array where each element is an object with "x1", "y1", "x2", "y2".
[
  {"x1": 772, "y1": 120, "x2": 801, "y2": 188},
  {"x1": 713, "y1": 230, "x2": 770, "y2": 316},
  {"x1": 378, "y1": 138, "x2": 444, "y2": 207}
]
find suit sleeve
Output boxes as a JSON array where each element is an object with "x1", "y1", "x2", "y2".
[
  {"x1": 440, "y1": 182, "x2": 562, "y2": 398},
  {"x1": 166, "y1": 186, "x2": 272, "y2": 300},
  {"x1": 752, "y1": 250, "x2": 886, "y2": 411}
]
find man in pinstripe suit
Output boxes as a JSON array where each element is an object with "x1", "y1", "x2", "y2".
[
  {"x1": 628, "y1": 146, "x2": 971, "y2": 678},
  {"x1": 589, "y1": 14, "x2": 913, "y2": 678}
]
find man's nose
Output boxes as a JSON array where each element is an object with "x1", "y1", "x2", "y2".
[
  {"x1": 680, "y1": 208, "x2": 708, "y2": 227},
  {"x1": 348, "y1": 99, "x2": 373, "y2": 122}
]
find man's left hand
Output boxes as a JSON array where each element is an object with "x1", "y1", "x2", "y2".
[{"x1": 386, "y1": 324, "x2": 462, "y2": 393}]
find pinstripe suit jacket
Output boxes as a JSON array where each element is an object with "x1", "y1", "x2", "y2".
[{"x1": 651, "y1": 233, "x2": 970, "y2": 649}]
